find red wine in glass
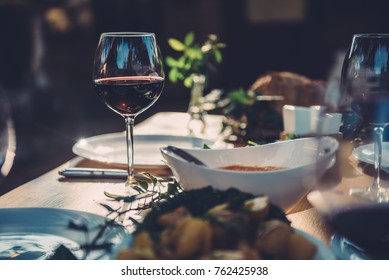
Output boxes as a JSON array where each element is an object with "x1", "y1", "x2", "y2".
[{"x1": 94, "y1": 76, "x2": 164, "y2": 116}]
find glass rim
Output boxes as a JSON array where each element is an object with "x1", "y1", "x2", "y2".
[
  {"x1": 353, "y1": 33, "x2": 389, "y2": 38},
  {"x1": 100, "y1": 32, "x2": 155, "y2": 37}
]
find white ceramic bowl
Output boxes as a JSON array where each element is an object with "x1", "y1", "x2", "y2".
[{"x1": 161, "y1": 137, "x2": 339, "y2": 210}]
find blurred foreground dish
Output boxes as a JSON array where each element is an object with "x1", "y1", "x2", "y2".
[{"x1": 116, "y1": 187, "x2": 317, "y2": 260}]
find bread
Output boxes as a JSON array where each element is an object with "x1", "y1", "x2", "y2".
[{"x1": 248, "y1": 71, "x2": 326, "y2": 116}]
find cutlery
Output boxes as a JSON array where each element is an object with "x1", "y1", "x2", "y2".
[
  {"x1": 161, "y1": 146, "x2": 207, "y2": 166},
  {"x1": 58, "y1": 167, "x2": 173, "y2": 182}
]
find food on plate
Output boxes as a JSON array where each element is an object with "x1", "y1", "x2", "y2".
[
  {"x1": 117, "y1": 187, "x2": 317, "y2": 260},
  {"x1": 217, "y1": 165, "x2": 286, "y2": 171}
]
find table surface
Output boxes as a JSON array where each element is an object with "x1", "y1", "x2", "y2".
[{"x1": 0, "y1": 112, "x2": 380, "y2": 253}]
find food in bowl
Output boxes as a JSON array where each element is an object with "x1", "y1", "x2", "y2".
[
  {"x1": 116, "y1": 187, "x2": 317, "y2": 260},
  {"x1": 161, "y1": 137, "x2": 339, "y2": 210},
  {"x1": 217, "y1": 165, "x2": 286, "y2": 171}
]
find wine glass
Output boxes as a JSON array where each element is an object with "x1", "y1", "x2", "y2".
[
  {"x1": 341, "y1": 34, "x2": 389, "y2": 202},
  {"x1": 92, "y1": 32, "x2": 164, "y2": 198},
  {"x1": 0, "y1": 84, "x2": 15, "y2": 187}
]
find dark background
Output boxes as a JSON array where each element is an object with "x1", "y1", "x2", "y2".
[{"x1": 0, "y1": 0, "x2": 388, "y2": 195}]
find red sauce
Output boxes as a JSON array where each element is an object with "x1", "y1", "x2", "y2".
[{"x1": 217, "y1": 165, "x2": 286, "y2": 172}]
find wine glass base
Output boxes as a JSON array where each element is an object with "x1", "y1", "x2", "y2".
[
  {"x1": 349, "y1": 187, "x2": 389, "y2": 203},
  {"x1": 104, "y1": 185, "x2": 154, "y2": 200}
]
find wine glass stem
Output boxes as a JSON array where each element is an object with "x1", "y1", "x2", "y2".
[
  {"x1": 125, "y1": 116, "x2": 136, "y2": 186},
  {"x1": 372, "y1": 126, "x2": 384, "y2": 190}
]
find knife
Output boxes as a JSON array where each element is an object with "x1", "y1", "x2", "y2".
[{"x1": 58, "y1": 167, "x2": 173, "y2": 181}]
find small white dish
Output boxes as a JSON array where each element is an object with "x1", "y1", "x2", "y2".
[
  {"x1": 283, "y1": 105, "x2": 341, "y2": 135},
  {"x1": 283, "y1": 105, "x2": 316, "y2": 135},
  {"x1": 73, "y1": 133, "x2": 220, "y2": 168}
]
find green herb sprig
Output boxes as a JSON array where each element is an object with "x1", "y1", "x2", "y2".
[{"x1": 58, "y1": 175, "x2": 182, "y2": 259}]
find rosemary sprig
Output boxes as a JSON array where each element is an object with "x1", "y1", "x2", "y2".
[{"x1": 62, "y1": 175, "x2": 182, "y2": 259}]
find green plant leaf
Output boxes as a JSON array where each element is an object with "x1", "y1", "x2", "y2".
[
  {"x1": 140, "y1": 172, "x2": 158, "y2": 187},
  {"x1": 168, "y1": 68, "x2": 178, "y2": 83},
  {"x1": 167, "y1": 180, "x2": 182, "y2": 195},
  {"x1": 138, "y1": 180, "x2": 149, "y2": 191},
  {"x1": 227, "y1": 88, "x2": 254, "y2": 105},
  {"x1": 213, "y1": 48, "x2": 223, "y2": 63},
  {"x1": 208, "y1": 34, "x2": 218, "y2": 41},
  {"x1": 184, "y1": 32, "x2": 195, "y2": 46},
  {"x1": 216, "y1": 43, "x2": 227, "y2": 48},
  {"x1": 247, "y1": 140, "x2": 259, "y2": 146},
  {"x1": 98, "y1": 203, "x2": 117, "y2": 213},
  {"x1": 184, "y1": 60, "x2": 192, "y2": 70},
  {"x1": 183, "y1": 75, "x2": 193, "y2": 88},
  {"x1": 202, "y1": 143, "x2": 211, "y2": 149},
  {"x1": 168, "y1": 38, "x2": 186, "y2": 51},
  {"x1": 165, "y1": 56, "x2": 178, "y2": 67},
  {"x1": 127, "y1": 216, "x2": 140, "y2": 226},
  {"x1": 185, "y1": 47, "x2": 202, "y2": 60},
  {"x1": 177, "y1": 55, "x2": 186, "y2": 68},
  {"x1": 176, "y1": 71, "x2": 185, "y2": 80}
]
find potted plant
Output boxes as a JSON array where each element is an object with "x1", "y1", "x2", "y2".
[{"x1": 165, "y1": 32, "x2": 225, "y2": 134}]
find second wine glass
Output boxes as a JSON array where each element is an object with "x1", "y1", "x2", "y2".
[
  {"x1": 93, "y1": 32, "x2": 164, "y2": 198},
  {"x1": 341, "y1": 33, "x2": 389, "y2": 202}
]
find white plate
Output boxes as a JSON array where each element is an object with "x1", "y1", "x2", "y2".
[
  {"x1": 72, "y1": 133, "x2": 217, "y2": 168},
  {"x1": 296, "y1": 229, "x2": 336, "y2": 260},
  {"x1": 353, "y1": 142, "x2": 389, "y2": 168},
  {"x1": 0, "y1": 208, "x2": 128, "y2": 260}
]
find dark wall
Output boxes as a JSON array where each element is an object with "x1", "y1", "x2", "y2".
[{"x1": 221, "y1": 0, "x2": 389, "y2": 88}]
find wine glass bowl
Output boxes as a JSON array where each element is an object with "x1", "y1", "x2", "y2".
[
  {"x1": 92, "y1": 32, "x2": 164, "y2": 198},
  {"x1": 341, "y1": 34, "x2": 389, "y2": 202}
]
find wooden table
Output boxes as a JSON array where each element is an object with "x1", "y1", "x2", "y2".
[{"x1": 0, "y1": 112, "x2": 378, "y2": 249}]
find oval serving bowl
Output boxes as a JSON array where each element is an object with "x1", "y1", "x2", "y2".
[{"x1": 161, "y1": 137, "x2": 339, "y2": 210}]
